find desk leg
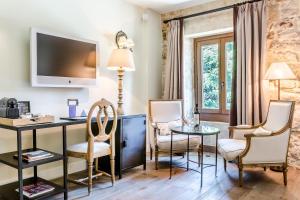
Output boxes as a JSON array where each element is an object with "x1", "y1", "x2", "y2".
[
  {"x1": 169, "y1": 131, "x2": 173, "y2": 179},
  {"x1": 200, "y1": 135, "x2": 204, "y2": 188},
  {"x1": 215, "y1": 133, "x2": 218, "y2": 177},
  {"x1": 62, "y1": 126, "x2": 68, "y2": 200},
  {"x1": 17, "y1": 130, "x2": 23, "y2": 200},
  {"x1": 33, "y1": 129, "x2": 37, "y2": 181}
]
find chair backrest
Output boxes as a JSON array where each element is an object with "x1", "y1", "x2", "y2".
[
  {"x1": 262, "y1": 100, "x2": 295, "y2": 132},
  {"x1": 148, "y1": 99, "x2": 183, "y2": 123},
  {"x1": 87, "y1": 98, "x2": 117, "y2": 142}
]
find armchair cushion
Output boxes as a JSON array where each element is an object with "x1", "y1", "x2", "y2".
[
  {"x1": 218, "y1": 139, "x2": 246, "y2": 161},
  {"x1": 150, "y1": 101, "x2": 182, "y2": 123},
  {"x1": 156, "y1": 120, "x2": 182, "y2": 136},
  {"x1": 263, "y1": 101, "x2": 292, "y2": 132},
  {"x1": 157, "y1": 134, "x2": 201, "y2": 151}
]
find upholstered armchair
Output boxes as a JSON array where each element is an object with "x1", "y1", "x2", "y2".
[
  {"x1": 148, "y1": 99, "x2": 201, "y2": 170},
  {"x1": 218, "y1": 100, "x2": 295, "y2": 186}
]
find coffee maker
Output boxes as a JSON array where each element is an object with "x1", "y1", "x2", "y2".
[{"x1": 0, "y1": 98, "x2": 20, "y2": 119}]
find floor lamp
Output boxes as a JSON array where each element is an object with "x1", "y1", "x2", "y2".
[
  {"x1": 107, "y1": 48, "x2": 135, "y2": 115},
  {"x1": 265, "y1": 62, "x2": 296, "y2": 172},
  {"x1": 265, "y1": 62, "x2": 297, "y2": 100}
]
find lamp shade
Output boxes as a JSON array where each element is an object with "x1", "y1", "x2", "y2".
[
  {"x1": 107, "y1": 48, "x2": 135, "y2": 71},
  {"x1": 265, "y1": 62, "x2": 296, "y2": 80}
]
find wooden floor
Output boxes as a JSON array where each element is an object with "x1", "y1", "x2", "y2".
[{"x1": 52, "y1": 153, "x2": 300, "y2": 200}]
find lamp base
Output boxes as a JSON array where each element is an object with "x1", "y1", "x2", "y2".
[
  {"x1": 117, "y1": 106, "x2": 124, "y2": 116},
  {"x1": 117, "y1": 69, "x2": 125, "y2": 116}
]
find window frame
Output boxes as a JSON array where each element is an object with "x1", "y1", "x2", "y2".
[{"x1": 194, "y1": 33, "x2": 233, "y2": 122}]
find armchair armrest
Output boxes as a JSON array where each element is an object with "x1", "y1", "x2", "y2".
[
  {"x1": 240, "y1": 129, "x2": 291, "y2": 165},
  {"x1": 150, "y1": 122, "x2": 158, "y2": 129},
  {"x1": 229, "y1": 125, "x2": 260, "y2": 139}
]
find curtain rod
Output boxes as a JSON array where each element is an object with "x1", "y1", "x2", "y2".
[{"x1": 163, "y1": 0, "x2": 263, "y2": 24}]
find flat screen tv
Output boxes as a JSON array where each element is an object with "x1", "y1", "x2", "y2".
[{"x1": 30, "y1": 28, "x2": 99, "y2": 87}]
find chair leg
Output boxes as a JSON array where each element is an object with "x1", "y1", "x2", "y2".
[
  {"x1": 224, "y1": 158, "x2": 227, "y2": 172},
  {"x1": 198, "y1": 149, "x2": 201, "y2": 167},
  {"x1": 263, "y1": 167, "x2": 267, "y2": 171},
  {"x1": 88, "y1": 160, "x2": 93, "y2": 195},
  {"x1": 283, "y1": 164, "x2": 288, "y2": 186},
  {"x1": 110, "y1": 155, "x2": 115, "y2": 185},
  {"x1": 155, "y1": 149, "x2": 158, "y2": 170},
  {"x1": 95, "y1": 158, "x2": 99, "y2": 172},
  {"x1": 150, "y1": 147, "x2": 153, "y2": 160},
  {"x1": 238, "y1": 165, "x2": 243, "y2": 187}
]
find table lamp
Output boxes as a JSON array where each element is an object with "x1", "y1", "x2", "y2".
[
  {"x1": 107, "y1": 48, "x2": 135, "y2": 115},
  {"x1": 265, "y1": 62, "x2": 296, "y2": 100}
]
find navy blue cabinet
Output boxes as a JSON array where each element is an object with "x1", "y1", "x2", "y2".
[{"x1": 94, "y1": 114, "x2": 146, "y2": 178}]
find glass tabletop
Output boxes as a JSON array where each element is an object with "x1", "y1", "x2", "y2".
[{"x1": 170, "y1": 124, "x2": 220, "y2": 136}]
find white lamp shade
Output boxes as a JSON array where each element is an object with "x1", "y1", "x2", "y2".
[
  {"x1": 107, "y1": 48, "x2": 135, "y2": 71},
  {"x1": 265, "y1": 62, "x2": 296, "y2": 80}
]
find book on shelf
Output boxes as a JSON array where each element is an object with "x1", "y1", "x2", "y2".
[
  {"x1": 13, "y1": 150, "x2": 54, "y2": 162},
  {"x1": 16, "y1": 181, "x2": 55, "y2": 198}
]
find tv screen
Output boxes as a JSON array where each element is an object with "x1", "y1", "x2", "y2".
[
  {"x1": 31, "y1": 28, "x2": 99, "y2": 88},
  {"x1": 37, "y1": 33, "x2": 96, "y2": 78}
]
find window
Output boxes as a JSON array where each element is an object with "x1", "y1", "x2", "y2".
[{"x1": 194, "y1": 33, "x2": 233, "y2": 122}]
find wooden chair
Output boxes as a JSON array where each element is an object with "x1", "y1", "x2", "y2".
[
  {"x1": 148, "y1": 99, "x2": 201, "y2": 170},
  {"x1": 67, "y1": 98, "x2": 117, "y2": 194},
  {"x1": 218, "y1": 100, "x2": 295, "y2": 186}
]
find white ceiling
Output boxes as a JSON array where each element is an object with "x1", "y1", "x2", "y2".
[{"x1": 126, "y1": 0, "x2": 218, "y2": 13}]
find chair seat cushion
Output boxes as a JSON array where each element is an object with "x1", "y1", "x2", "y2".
[
  {"x1": 67, "y1": 142, "x2": 111, "y2": 158},
  {"x1": 157, "y1": 134, "x2": 201, "y2": 151},
  {"x1": 218, "y1": 139, "x2": 246, "y2": 161}
]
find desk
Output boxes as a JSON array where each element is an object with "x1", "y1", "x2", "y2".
[
  {"x1": 0, "y1": 114, "x2": 146, "y2": 200},
  {"x1": 0, "y1": 120, "x2": 84, "y2": 200}
]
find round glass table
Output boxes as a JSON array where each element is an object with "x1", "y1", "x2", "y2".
[{"x1": 169, "y1": 124, "x2": 220, "y2": 187}]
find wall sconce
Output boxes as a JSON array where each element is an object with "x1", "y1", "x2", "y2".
[{"x1": 115, "y1": 30, "x2": 134, "y2": 51}]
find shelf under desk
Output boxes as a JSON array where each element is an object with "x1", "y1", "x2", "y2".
[
  {"x1": 0, "y1": 120, "x2": 75, "y2": 200},
  {"x1": 0, "y1": 177, "x2": 65, "y2": 200},
  {"x1": 0, "y1": 148, "x2": 63, "y2": 169}
]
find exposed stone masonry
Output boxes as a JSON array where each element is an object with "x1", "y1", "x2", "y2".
[{"x1": 267, "y1": 0, "x2": 300, "y2": 168}]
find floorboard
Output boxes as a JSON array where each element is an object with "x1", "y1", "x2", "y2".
[{"x1": 50, "y1": 153, "x2": 300, "y2": 200}]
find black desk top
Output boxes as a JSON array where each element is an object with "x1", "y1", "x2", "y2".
[{"x1": 0, "y1": 114, "x2": 146, "y2": 132}]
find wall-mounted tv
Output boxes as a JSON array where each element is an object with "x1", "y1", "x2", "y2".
[{"x1": 30, "y1": 28, "x2": 99, "y2": 87}]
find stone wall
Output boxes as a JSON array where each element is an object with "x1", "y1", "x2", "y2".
[
  {"x1": 161, "y1": 0, "x2": 300, "y2": 168},
  {"x1": 267, "y1": 0, "x2": 300, "y2": 168}
]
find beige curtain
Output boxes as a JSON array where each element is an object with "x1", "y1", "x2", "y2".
[
  {"x1": 230, "y1": 0, "x2": 268, "y2": 126},
  {"x1": 163, "y1": 19, "x2": 184, "y2": 99}
]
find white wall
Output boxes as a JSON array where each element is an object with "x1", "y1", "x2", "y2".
[{"x1": 0, "y1": 0, "x2": 162, "y2": 184}]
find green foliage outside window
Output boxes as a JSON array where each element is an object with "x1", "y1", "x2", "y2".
[
  {"x1": 201, "y1": 42, "x2": 233, "y2": 110},
  {"x1": 226, "y1": 42, "x2": 233, "y2": 110},
  {"x1": 201, "y1": 44, "x2": 219, "y2": 109}
]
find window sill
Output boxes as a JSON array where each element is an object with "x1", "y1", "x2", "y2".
[{"x1": 199, "y1": 113, "x2": 229, "y2": 123}]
